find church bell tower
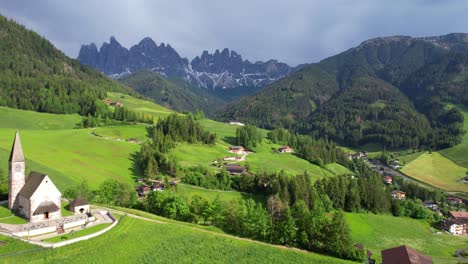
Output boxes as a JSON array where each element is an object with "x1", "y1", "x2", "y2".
[{"x1": 8, "y1": 131, "x2": 26, "y2": 210}]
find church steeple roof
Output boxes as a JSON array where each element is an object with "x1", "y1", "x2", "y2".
[{"x1": 9, "y1": 131, "x2": 25, "y2": 162}]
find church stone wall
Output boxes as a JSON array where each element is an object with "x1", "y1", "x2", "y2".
[
  {"x1": 16, "y1": 195, "x2": 30, "y2": 220},
  {"x1": 8, "y1": 161, "x2": 25, "y2": 209}
]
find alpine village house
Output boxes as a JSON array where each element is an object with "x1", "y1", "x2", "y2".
[{"x1": 7, "y1": 132, "x2": 63, "y2": 223}]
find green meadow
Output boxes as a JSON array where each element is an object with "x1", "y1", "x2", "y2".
[
  {"x1": 401, "y1": 152, "x2": 468, "y2": 192},
  {"x1": 346, "y1": 212, "x2": 467, "y2": 263},
  {"x1": 0, "y1": 216, "x2": 352, "y2": 264},
  {"x1": 92, "y1": 125, "x2": 149, "y2": 142},
  {"x1": 106, "y1": 92, "x2": 174, "y2": 119},
  {"x1": 0, "y1": 128, "x2": 140, "y2": 190},
  {"x1": 176, "y1": 183, "x2": 265, "y2": 204}
]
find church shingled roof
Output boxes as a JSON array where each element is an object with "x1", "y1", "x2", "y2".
[
  {"x1": 9, "y1": 131, "x2": 25, "y2": 162},
  {"x1": 70, "y1": 197, "x2": 89, "y2": 207},
  {"x1": 17, "y1": 172, "x2": 47, "y2": 199},
  {"x1": 33, "y1": 201, "x2": 60, "y2": 215}
]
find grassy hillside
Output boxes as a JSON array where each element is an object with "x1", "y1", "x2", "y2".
[
  {"x1": 107, "y1": 92, "x2": 174, "y2": 119},
  {"x1": 92, "y1": 125, "x2": 149, "y2": 142},
  {"x1": 440, "y1": 105, "x2": 468, "y2": 168},
  {"x1": 401, "y1": 152, "x2": 467, "y2": 192},
  {"x1": 176, "y1": 184, "x2": 265, "y2": 204},
  {"x1": 167, "y1": 131, "x2": 349, "y2": 179},
  {"x1": 346, "y1": 213, "x2": 467, "y2": 263},
  {"x1": 0, "y1": 15, "x2": 133, "y2": 115},
  {"x1": 0, "y1": 107, "x2": 80, "y2": 130},
  {"x1": 0, "y1": 128, "x2": 139, "y2": 190},
  {"x1": 0, "y1": 215, "x2": 352, "y2": 264}
]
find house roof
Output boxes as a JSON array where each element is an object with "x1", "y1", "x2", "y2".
[
  {"x1": 17, "y1": 172, "x2": 48, "y2": 199},
  {"x1": 381, "y1": 245, "x2": 432, "y2": 264},
  {"x1": 225, "y1": 164, "x2": 246, "y2": 172},
  {"x1": 229, "y1": 146, "x2": 244, "y2": 149},
  {"x1": 9, "y1": 131, "x2": 25, "y2": 162},
  {"x1": 449, "y1": 211, "x2": 468, "y2": 219},
  {"x1": 69, "y1": 197, "x2": 89, "y2": 207},
  {"x1": 391, "y1": 190, "x2": 406, "y2": 195},
  {"x1": 33, "y1": 201, "x2": 60, "y2": 215}
]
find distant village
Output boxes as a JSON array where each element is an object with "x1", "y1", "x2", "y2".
[{"x1": 348, "y1": 151, "x2": 468, "y2": 236}]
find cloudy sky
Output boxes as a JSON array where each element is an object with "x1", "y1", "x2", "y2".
[{"x1": 1, "y1": 0, "x2": 467, "y2": 65}]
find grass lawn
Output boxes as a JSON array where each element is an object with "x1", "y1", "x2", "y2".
[
  {"x1": 176, "y1": 184, "x2": 266, "y2": 204},
  {"x1": 92, "y1": 125, "x2": 150, "y2": 142},
  {"x1": 42, "y1": 223, "x2": 112, "y2": 243},
  {"x1": 0, "y1": 128, "x2": 140, "y2": 190},
  {"x1": 401, "y1": 152, "x2": 468, "y2": 192},
  {"x1": 346, "y1": 213, "x2": 467, "y2": 263},
  {"x1": 1, "y1": 216, "x2": 352, "y2": 264},
  {"x1": 0, "y1": 204, "x2": 27, "y2": 224},
  {"x1": 0, "y1": 107, "x2": 80, "y2": 130}
]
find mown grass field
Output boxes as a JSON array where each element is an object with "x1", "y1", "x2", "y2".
[
  {"x1": 346, "y1": 213, "x2": 467, "y2": 264},
  {"x1": 401, "y1": 152, "x2": 468, "y2": 192},
  {"x1": 176, "y1": 184, "x2": 266, "y2": 204},
  {"x1": 440, "y1": 105, "x2": 468, "y2": 168},
  {"x1": 0, "y1": 216, "x2": 352, "y2": 264}
]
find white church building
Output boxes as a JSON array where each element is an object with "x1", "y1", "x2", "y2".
[{"x1": 8, "y1": 132, "x2": 62, "y2": 223}]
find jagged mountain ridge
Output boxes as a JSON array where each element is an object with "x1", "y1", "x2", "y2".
[{"x1": 78, "y1": 37, "x2": 292, "y2": 90}]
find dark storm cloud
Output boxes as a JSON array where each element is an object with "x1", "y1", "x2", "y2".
[{"x1": 0, "y1": 0, "x2": 467, "y2": 65}]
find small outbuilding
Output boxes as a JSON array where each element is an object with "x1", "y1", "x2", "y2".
[
  {"x1": 69, "y1": 197, "x2": 90, "y2": 214},
  {"x1": 279, "y1": 146, "x2": 293, "y2": 153}
]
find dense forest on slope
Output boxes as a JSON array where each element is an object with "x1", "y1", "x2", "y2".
[
  {"x1": 119, "y1": 70, "x2": 225, "y2": 114},
  {"x1": 217, "y1": 35, "x2": 467, "y2": 149},
  {"x1": 0, "y1": 15, "x2": 132, "y2": 116}
]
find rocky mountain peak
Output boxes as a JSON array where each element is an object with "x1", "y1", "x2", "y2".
[{"x1": 78, "y1": 37, "x2": 291, "y2": 90}]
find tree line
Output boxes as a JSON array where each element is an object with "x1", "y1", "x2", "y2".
[
  {"x1": 138, "y1": 114, "x2": 216, "y2": 180},
  {"x1": 78, "y1": 106, "x2": 155, "y2": 128}
]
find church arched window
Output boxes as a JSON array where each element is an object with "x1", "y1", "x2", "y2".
[{"x1": 15, "y1": 164, "x2": 22, "y2": 173}]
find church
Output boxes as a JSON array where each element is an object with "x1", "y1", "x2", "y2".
[{"x1": 8, "y1": 132, "x2": 62, "y2": 223}]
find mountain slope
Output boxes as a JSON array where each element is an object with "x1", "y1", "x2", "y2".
[
  {"x1": 119, "y1": 70, "x2": 225, "y2": 113},
  {"x1": 0, "y1": 15, "x2": 132, "y2": 115},
  {"x1": 217, "y1": 34, "x2": 467, "y2": 149},
  {"x1": 301, "y1": 77, "x2": 432, "y2": 149},
  {"x1": 78, "y1": 37, "x2": 291, "y2": 97},
  {"x1": 216, "y1": 64, "x2": 339, "y2": 128}
]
